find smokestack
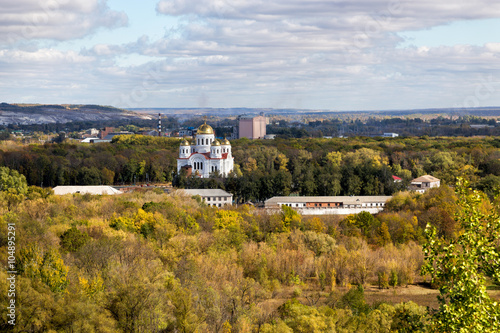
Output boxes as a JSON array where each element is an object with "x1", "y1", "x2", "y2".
[{"x1": 158, "y1": 113, "x2": 162, "y2": 137}]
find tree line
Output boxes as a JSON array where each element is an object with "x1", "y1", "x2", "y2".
[{"x1": 1, "y1": 135, "x2": 500, "y2": 203}]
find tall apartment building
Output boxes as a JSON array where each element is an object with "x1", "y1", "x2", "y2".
[{"x1": 238, "y1": 113, "x2": 267, "y2": 139}]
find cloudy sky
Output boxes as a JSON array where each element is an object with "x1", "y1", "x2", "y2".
[{"x1": 1, "y1": 0, "x2": 500, "y2": 111}]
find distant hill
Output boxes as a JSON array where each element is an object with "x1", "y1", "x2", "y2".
[
  {"x1": 129, "y1": 106, "x2": 500, "y2": 118},
  {"x1": 0, "y1": 103, "x2": 152, "y2": 125},
  {"x1": 3, "y1": 103, "x2": 499, "y2": 125}
]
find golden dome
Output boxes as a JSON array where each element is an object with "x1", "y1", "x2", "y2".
[
  {"x1": 197, "y1": 122, "x2": 214, "y2": 135},
  {"x1": 180, "y1": 139, "x2": 190, "y2": 146},
  {"x1": 212, "y1": 139, "x2": 221, "y2": 146},
  {"x1": 222, "y1": 138, "x2": 230, "y2": 145}
]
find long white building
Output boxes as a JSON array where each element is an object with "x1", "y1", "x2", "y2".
[{"x1": 265, "y1": 196, "x2": 392, "y2": 215}]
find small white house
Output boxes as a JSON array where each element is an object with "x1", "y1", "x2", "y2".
[
  {"x1": 179, "y1": 189, "x2": 233, "y2": 207},
  {"x1": 409, "y1": 175, "x2": 440, "y2": 193}
]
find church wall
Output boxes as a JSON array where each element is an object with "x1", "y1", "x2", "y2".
[{"x1": 177, "y1": 124, "x2": 234, "y2": 178}]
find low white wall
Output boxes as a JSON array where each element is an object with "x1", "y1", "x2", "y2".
[
  {"x1": 297, "y1": 207, "x2": 384, "y2": 215},
  {"x1": 265, "y1": 207, "x2": 384, "y2": 215}
]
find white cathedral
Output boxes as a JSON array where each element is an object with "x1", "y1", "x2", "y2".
[{"x1": 177, "y1": 122, "x2": 234, "y2": 178}]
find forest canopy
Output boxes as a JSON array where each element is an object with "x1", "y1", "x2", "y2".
[
  {"x1": 0, "y1": 178, "x2": 499, "y2": 331},
  {"x1": 0, "y1": 135, "x2": 499, "y2": 202}
]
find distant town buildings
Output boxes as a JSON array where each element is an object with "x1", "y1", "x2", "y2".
[
  {"x1": 238, "y1": 113, "x2": 268, "y2": 139},
  {"x1": 179, "y1": 189, "x2": 233, "y2": 207},
  {"x1": 85, "y1": 128, "x2": 99, "y2": 136},
  {"x1": 470, "y1": 124, "x2": 494, "y2": 129},
  {"x1": 265, "y1": 196, "x2": 392, "y2": 215},
  {"x1": 409, "y1": 175, "x2": 440, "y2": 193},
  {"x1": 141, "y1": 129, "x2": 160, "y2": 136},
  {"x1": 99, "y1": 127, "x2": 114, "y2": 139},
  {"x1": 178, "y1": 129, "x2": 194, "y2": 137},
  {"x1": 80, "y1": 127, "x2": 134, "y2": 143},
  {"x1": 80, "y1": 137, "x2": 99, "y2": 143},
  {"x1": 177, "y1": 122, "x2": 234, "y2": 178}
]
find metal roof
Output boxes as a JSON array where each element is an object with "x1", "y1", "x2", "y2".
[
  {"x1": 179, "y1": 189, "x2": 232, "y2": 197},
  {"x1": 53, "y1": 186, "x2": 122, "y2": 195},
  {"x1": 411, "y1": 175, "x2": 440, "y2": 183}
]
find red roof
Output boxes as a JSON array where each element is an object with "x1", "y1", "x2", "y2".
[
  {"x1": 178, "y1": 152, "x2": 230, "y2": 160},
  {"x1": 392, "y1": 175, "x2": 402, "y2": 180}
]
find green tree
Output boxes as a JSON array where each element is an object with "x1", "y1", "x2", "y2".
[
  {"x1": 168, "y1": 285, "x2": 205, "y2": 333},
  {"x1": 0, "y1": 166, "x2": 28, "y2": 194},
  {"x1": 391, "y1": 301, "x2": 429, "y2": 333},
  {"x1": 60, "y1": 227, "x2": 91, "y2": 253},
  {"x1": 338, "y1": 284, "x2": 369, "y2": 315},
  {"x1": 375, "y1": 222, "x2": 392, "y2": 246},
  {"x1": 422, "y1": 179, "x2": 500, "y2": 332},
  {"x1": 389, "y1": 269, "x2": 398, "y2": 288},
  {"x1": 277, "y1": 299, "x2": 335, "y2": 333},
  {"x1": 105, "y1": 258, "x2": 170, "y2": 332},
  {"x1": 19, "y1": 245, "x2": 69, "y2": 293},
  {"x1": 280, "y1": 205, "x2": 302, "y2": 232}
]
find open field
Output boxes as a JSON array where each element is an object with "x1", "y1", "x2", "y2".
[
  {"x1": 285, "y1": 283, "x2": 500, "y2": 311},
  {"x1": 364, "y1": 284, "x2": 440, "y2": 309}
]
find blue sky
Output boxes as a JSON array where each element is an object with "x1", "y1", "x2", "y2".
[
  {"x1": 399, "y1": 18, "x2": 500, "y2": 48},
  {"x1": 1, "y1": 0, "x2": 500, "y2": 111}
]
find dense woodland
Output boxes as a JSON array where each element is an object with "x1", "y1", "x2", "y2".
[
  {"x1": 0, "y1": 165, "x2": 499, "y2": 331},
  {"x1": 1, "y1": 135, "x2": 500, "y2": 202},
  {"x1": 0, "y1": 135, "x2": 499, "y2": 331}
]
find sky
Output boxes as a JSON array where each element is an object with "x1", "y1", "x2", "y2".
[{"x1": 1, "y1": 0, "x2": 500, "y2": 111}]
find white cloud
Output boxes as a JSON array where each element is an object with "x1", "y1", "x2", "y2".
[
  {"x1": 2, "y1": 0, "x2": 500, "y2": 109},
  {"x1": 0, "y1": 0, "x2": 127, "y2": 44},
  {"x1": 0, "y1": 49, "x2": 93, "y2": 63},
  {"x1": 156, "y1": 0, "x2": 500, "y2": 30},
  {"x1": 486, "y1": 43, "x2": 500, "y2": 53}
]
